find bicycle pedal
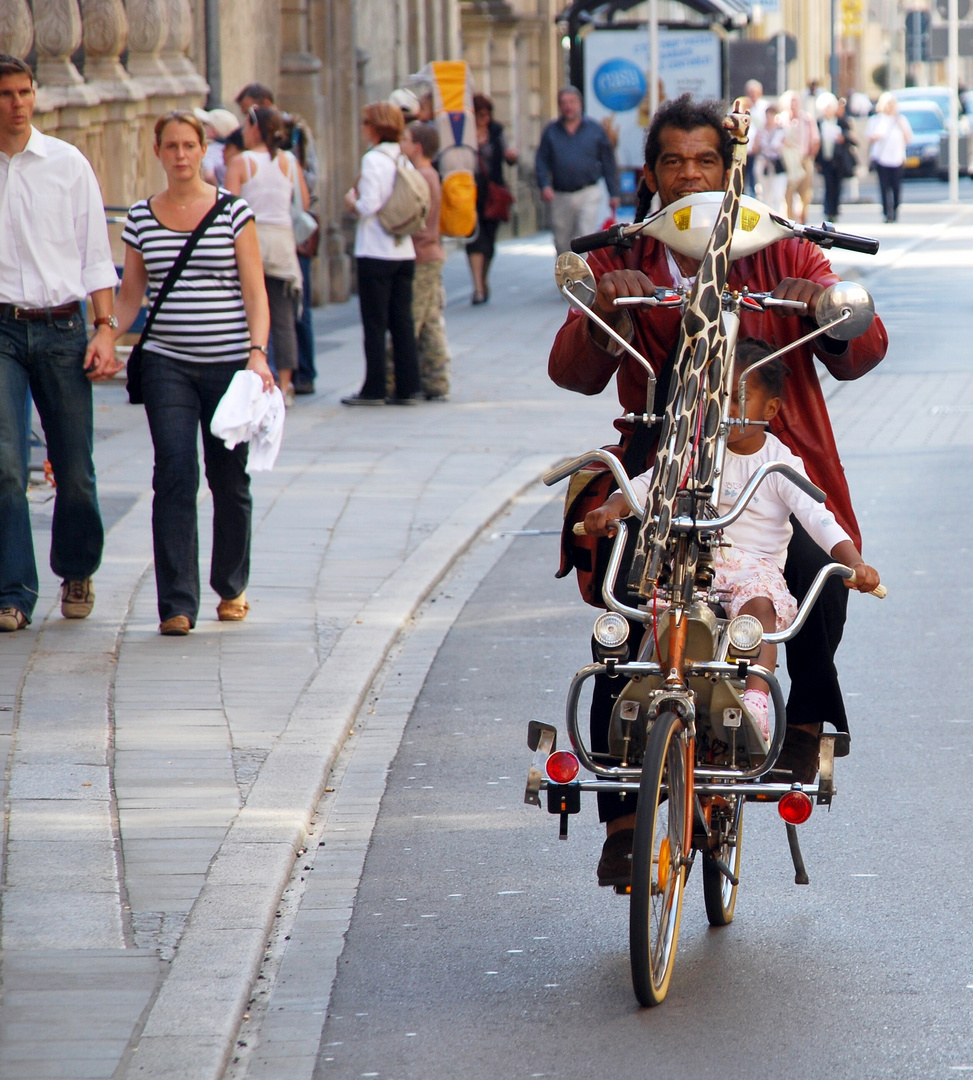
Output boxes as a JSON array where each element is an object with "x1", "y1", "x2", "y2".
[
  {"x1": 830, "y1": 732, "x2": 851, "y2": 757},
  {"x1": 613, "y1": 883, "x2": 632, "y2": 896}
]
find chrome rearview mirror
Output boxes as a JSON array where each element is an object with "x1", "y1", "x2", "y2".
[
  {"x1": 554, "y1": 252, "x2": 597, "y2": 304},
  {"x1": 815, "y1": 281, "x2": 875, "y2": 340},
  {"x1": 553, "y1": 252, "x2": 656, "y2": 411}
]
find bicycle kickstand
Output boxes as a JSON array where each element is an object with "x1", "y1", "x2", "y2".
[{"x1": 785, "y1": 823, "x2": 810, "y2": 885}]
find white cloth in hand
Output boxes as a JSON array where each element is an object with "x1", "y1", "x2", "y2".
[{"x1": 210, "y1": 369, "x2": 285, "y2": 472}]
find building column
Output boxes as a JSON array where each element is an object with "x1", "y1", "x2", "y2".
[
  {"x1": 0, "y1": 1, "x2": 35, "y2": 60},
  {"x1": 80, "y1": 0, "x2": 147, "y2": 213}
]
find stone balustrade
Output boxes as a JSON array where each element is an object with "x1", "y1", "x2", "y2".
[{"x1": 1, "y1": 0, "x2": 209, "y2": 226}]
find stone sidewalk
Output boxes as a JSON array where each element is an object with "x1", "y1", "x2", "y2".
[
  {"x1": 0, "y1": 234, "x2": 619, "y2": 1080},
  {"x1": 0, "y1": 203, "x2": 963, "y2": 1080}
]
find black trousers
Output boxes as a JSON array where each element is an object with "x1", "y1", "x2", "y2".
[
  {"x1": 592, "y1": 517, "x2": 849, "y2": 823},
  {"x1": 356, "y1": 256, "x2": 420, "y2": 400}
]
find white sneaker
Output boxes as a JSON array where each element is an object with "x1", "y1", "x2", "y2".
[
  {"x1": 742, "y1": 688, "x2": 770, "y2": 741},
  {"x1": 61, "y1": 578, "x2": 94, "y2": 619}
]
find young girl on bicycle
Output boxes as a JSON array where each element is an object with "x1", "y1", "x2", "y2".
[{"x1": 585, "y1": 338, "x2": 882, "y2": 739}]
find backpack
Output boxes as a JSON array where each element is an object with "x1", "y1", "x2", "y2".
[
  {"x1": 377, "y1": 150, "x2": 431, "y2": 238},
  {"x1": 437, "y1": 149, "x2": 478, "y2": 238}
]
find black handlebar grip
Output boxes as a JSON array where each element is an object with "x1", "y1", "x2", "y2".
[
  {"x1": 826, "y1": 230, "x2": 880, "y2": 255},
  {"x1": 802, "y1": 225, "x2": 880, "y2": 255},
  {"x1": 570, "y1": 225, "x2": 626, "y2": 254}
]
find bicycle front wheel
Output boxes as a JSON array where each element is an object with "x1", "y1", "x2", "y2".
[{"x1": 629, "y1": 710, "x2": 689, "y2": 1007}]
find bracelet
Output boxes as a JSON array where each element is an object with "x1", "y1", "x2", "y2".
[{"x1": 250, "y1": 345, "x2": 268, "y2": 355}]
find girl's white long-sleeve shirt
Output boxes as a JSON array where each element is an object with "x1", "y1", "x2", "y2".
[{"x1": 629, "y1": 432, "x2": 850, "y2": 569}]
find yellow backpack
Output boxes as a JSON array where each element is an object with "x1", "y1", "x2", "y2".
[{"x1": 420, "y1": 60, "x2": 479, "y2": 238}]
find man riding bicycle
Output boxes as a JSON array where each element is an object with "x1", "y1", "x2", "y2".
[{"x1": 548, "y1": 94, "x2": 889, "y2": 886}]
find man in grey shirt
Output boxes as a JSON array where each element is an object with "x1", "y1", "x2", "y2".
[{"x1": 536, "y1": 86, "x2": 621, "y2": 255}]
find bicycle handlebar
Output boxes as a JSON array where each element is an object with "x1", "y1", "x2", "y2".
[
  {"x1": 570, "y1": 222, "x2": 635, "y2": 254},
  {"x1": 570, "y1": 210, "x2": 880, "y2": 258},
  {"x1": 788, "y1": 221, "x2": 880, "y2": 255}
]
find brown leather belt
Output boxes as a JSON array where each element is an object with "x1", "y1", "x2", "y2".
[{"x1": 0, "y1": 301, "x2": 82, "y2": 321}]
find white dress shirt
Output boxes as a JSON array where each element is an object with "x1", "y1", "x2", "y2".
[{"x1": 0, "y1": 126, "x2": 118, "y2": 307}]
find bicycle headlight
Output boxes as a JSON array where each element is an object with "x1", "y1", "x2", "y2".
[
  {"x1": 727, "y1": 613, "x2": 763, "y2": 654},
  {"x1": 593, "y1": 611, "x2": 630, "y2": 649}
]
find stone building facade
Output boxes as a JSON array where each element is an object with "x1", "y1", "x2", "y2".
[{"x1": 1, "y1": 0, "x2": 564, "y2": 302}]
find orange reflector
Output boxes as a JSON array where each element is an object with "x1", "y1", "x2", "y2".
[
  {"x1": 546, "y1": 751, "x2": 580, "y2": 784},
  {"x1": 778, "y1": 788, "x2": 813, "y2": 825}
]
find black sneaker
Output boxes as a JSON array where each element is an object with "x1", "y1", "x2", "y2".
[
  {"x1": 773, "y1": 727, "x2": 821, "y2": 785},
  {"x1": 597, "y1": 828, "x2": 634, "y2": 887},
  {"x1": 340, "y1": 394, "x2": 385, "y2": 406}
]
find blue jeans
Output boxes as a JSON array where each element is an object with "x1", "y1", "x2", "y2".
[
  {"x1": 142, "y1": 351, "x2": 251, "y2": 625},
  {"x1": 0, "y1": 308, "x2": 104, "y2": 619},
  {"x1": 295, "y1": 253, "x2": 316, "y2": 386}
]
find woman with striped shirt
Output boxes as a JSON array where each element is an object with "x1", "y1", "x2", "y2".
[{"x1": 114, "y1": 111, "x2": 272, "y2": 636}]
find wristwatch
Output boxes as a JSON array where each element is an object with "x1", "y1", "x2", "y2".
[
  {"x1": 250, "y1": 344, "x2": 269, "y2": 355},
  {"x1": 94, "y1": 316, "x2": 118, "y2": 329}
]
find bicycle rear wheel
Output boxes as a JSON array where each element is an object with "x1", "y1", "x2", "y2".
[
  {"x1": 702, "y1": 794, "x2": 744, "y2": 926},
  {"x1": 629, "y1": 710, "x2": 689, "y2": 1007}
]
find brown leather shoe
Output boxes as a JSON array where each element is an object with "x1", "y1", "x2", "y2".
[
  {"x1": 159, "y1": 615, "x2": 192, "y2": 636},
  {"x1": 217, "y1": 594, "x2": 249, "y2": 621}
]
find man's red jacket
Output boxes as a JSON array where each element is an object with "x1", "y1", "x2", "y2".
[{"x1": 548, "y1": 234, "x2": 888, "y2": 550}]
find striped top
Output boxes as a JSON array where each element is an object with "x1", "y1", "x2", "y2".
[{"x1": 121, "y1": 191, "x2": 254, "y2": 363}]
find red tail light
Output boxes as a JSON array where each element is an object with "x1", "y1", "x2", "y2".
[
  {"x1": 778, "y1": 788, "x2": 813, "y2": 825},
  {"x1": 546, "y1": 751, "x2": 580, "y2": 784}
]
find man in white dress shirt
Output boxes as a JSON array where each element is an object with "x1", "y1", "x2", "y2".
[{"x1": 0, "y1": 55, "x2": 120, "y2": 632}]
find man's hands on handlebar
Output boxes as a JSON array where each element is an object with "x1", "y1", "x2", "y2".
[
  {"x1": 772, "y1": 277, "x2": 825, "y2": 318},
  {"x1": 591, "y1": 270, "x2": 826, "y2": 323}
]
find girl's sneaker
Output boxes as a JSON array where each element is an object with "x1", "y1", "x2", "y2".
[{"x1": 743, "y1": 688, "x2": 770, "y2": 741}]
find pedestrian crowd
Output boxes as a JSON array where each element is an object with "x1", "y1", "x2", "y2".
[
  {"x1": 742, "y1": 78, "x2": 862, "y2": 224},
  {"x1": 1, "y1": 49, "x2": 900, "y2": 648}
]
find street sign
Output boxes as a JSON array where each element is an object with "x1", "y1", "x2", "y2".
[
  {"x1": 906, "y1": 9, "x2": 932, "y2": 61},
  {"x1": 840, "y1": 0, "x2": 864, "y2": 38},
  {"x1": 929, "y1": 24, "x2": 973, "y2": 57}
]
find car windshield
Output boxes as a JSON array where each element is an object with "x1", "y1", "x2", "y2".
[{"x1": 902, "y1": 109, "x2": 944, "y2": 134}]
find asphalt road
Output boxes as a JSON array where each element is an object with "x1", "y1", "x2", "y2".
[{"x1": 303, "y1": 198, "x2": 973, "y2": 1080}]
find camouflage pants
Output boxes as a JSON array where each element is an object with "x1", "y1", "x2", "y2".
[{"x1": 387, "y1": 259, "x2": 451, "y2": 398}]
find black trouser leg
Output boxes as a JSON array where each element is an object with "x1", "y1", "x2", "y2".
[{"x1": 782, "y1": 517, "x2": 849, "y2": 733}]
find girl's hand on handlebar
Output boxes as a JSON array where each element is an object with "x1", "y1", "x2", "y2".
[
  {"x1": 771, "y1": 277, "x2": 825, "y2": 318},
  {"x1": 845, "y1": 561, "x2": 881, "y2": 594},
  {"x1": 584, "y1": 493, "x2": 630, "y2": 536}
]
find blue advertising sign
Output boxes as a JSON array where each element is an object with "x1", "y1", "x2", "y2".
[{"x1": 584, "y1": 28, "x2": 723, "y2": 169}]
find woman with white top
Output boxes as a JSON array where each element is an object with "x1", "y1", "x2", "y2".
[
  {"x1": 226, "y1": 106, "x2": 309, "y2": 406},
  {"x1": 341, "y1": 102, "x2": 421, "y2": 405},
  {"x1": 866, "y1": 92, "x2": 913, "y2": 224}
]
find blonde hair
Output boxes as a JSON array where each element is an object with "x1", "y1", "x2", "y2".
[{"x1": 154, "y1": 110, "x2": 206, "y2": 148}]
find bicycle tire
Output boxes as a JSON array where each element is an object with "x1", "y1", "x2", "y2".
[
  {"x1": 629, "y1": 710, "x2": 688, "y2": 1006},
  {"x1": 702, "y1": 794, "x2": 744, "y2": 927}
]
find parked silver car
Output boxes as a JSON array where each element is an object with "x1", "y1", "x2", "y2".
[{"x1": 892, "y1": 87, "x2": 971, "y2": 178}]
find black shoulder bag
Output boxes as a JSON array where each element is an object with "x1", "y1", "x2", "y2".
[{"x1": 126, "y1": 194, "x2": 233, "y2": 404}]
